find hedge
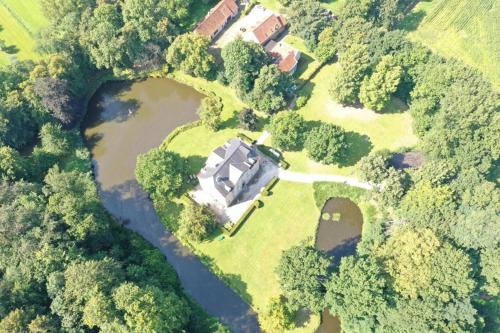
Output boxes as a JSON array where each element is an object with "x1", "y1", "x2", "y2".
[
  {"x1": 257, "y1": 145, "x2": 290, "y2": 169},
  {"x1": 237, "y1": 132, "x2": 255, "y2": 144},
  {"x1": 223, "y1": 199, "x2": 262, "y2": 236},
  {"x1": 161, "y1": 120, "x2": 202, "y2": 149},
  {"x1": 261, "y1": 176, "x2": 279, "y2": 196}
]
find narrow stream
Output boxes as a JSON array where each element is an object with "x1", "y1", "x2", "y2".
[
  {"x1": 315, "y1": 197, "x2": 363, "y2": 333},
  {"x1": 82, "y1": 78, "x2": 260, "y2": 332}
]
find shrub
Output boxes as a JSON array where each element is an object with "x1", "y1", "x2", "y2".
[
  {"x1": 238, "y1": 108, "x2": 258, "y2": 131},
  {"x1": 135, "y1": 148, "x2": 187, "y2": 200},
  {"x1": 269, "y1": 111, "x2": 306, "y2": 151},
  {"x1": 259, "y1": 296, "x2": 296, "y2": 332},
  {"x1": 304, "y1": 123, "x2": 348, "y2": 165},
  {"x1": 295, "y1": 95, "x2": 308, "y2": 109},
  {"x1": 178, "y1": 200, "x2": 217, "y2": 242},
  {"x1": 198, "y1": 96, "x2": 223, "y2": 131}
]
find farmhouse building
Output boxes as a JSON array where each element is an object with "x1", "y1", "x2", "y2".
[
  {"x1": 195, "y1": 0, "x2": 239, "y2": 39},
  {"x1": 265, "y1": 40, "x2": 301, "y2": 74},
  {"x1": 198, "y1": 139, "x2": 260, "y2": 207},
  {"x1": 252, "y1": 14, "x2": 287, "y2": 45}
]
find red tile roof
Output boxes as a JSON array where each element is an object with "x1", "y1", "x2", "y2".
[
  {"x1": 253, "y1": 14, "x2": 287, "y2": 45},
  {"x1": 195, "y1": 0, "x2": 239, "y2": 38},
  {"x1": 278, "y1": 51, "x2": 299, "y2": 73}
]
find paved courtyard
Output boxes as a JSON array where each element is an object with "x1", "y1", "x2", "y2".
[
  {"x1": 213, "y1": 5, "x2": 278, "y2": 48},
  {"x1": 190, "y1": 153, "x2": 278, "y2": 224}
]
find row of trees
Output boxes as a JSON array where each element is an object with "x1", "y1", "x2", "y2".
[{"x1": 269, "y1": 112, "x2": 348, "y2": 165}]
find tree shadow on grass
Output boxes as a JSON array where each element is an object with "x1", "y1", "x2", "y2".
[
  {"x1": 197, "y1": 253, "x2": 253, "y2": 304},
  {"x1": 399, "y1": 9, "x2": 426, "y2": 32},
  {"x1": 382, "y1": 97, "x2": 409, "y2": 114},
  {"x1": 186, "y1": 155, "x2": 206, "y2": 175},
  {"x1": 2, "y1": 44, "x2": 19, "y2": 54},
  {"x1": 339, "y1": 132, "x2": 373, "y2": 167},
  {"x1": 219, "y1": 110, "x2": 239, "y2": 129}
]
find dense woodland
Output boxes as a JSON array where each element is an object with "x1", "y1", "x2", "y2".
[{"x1": 0, "y1": 0, "x2": 498, "y2": 332}]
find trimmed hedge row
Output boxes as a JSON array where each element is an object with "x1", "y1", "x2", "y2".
[
  {"x1": 161, "y1": 120, "x2": 202, "y2": 149},
  {"x1": 261, "y1": 176, "x2": 279, "y2": 196},
  {"x1": 223, "y1": 199, "x2": 263, "y2": 237},
  {"x1": 237, "y1": 132, "x2": 255, "y2": 144},
  {"x1": 257, "y1": 145, "x2": 290, "y2": 169}
]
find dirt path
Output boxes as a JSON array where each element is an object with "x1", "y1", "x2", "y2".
[{"x1": 278, "y1": 169, "x2": 374, "y2": 190}]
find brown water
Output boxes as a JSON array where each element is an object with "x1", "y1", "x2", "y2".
[
  {"x1": 315, "y1": 197, "x2": 363, "y2": 333},
  {"x1": 82, "y1": 78, "x2": 261, "y2": 332}
]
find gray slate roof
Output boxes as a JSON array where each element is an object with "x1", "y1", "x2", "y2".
[{"x1": 200, "y1": 139, "x2": 258, "y2": 196}]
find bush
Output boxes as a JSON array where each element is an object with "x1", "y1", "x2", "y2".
[
  {"x1": 178, "y1": 200, "x2": 217, "y2": 242},
  {"x1": 238, "y1": 108, "x2": 258, "y2": 131},
  {"x1": 135, "y1": 148, "x2": 187, "y2": 200},
  {"x1": 269, "y1": 111, "x2": 306, "y2": 151},
  {"x1": 198, "y1": 96, "x2": 223, "y2": 131},
  {"x1": 304, "y1": 123, "x2": 347, "y2": 164},
  {"x1": 259, "y1": 296, "x2": 296, "y2": 332},
  {"x1": 295, "y1": 95, "x2": 308, "y2": 109}
]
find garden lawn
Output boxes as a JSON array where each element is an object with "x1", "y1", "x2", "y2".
[
  {"x1": 191, "y1": 181, "x2": 321, "y2": 332},
  {"x1": 0, "y1": 0, "x2": 47, "y2": 66},
  {"x1": 277, "y1": 63, "x2": 417, "y2": 176},
  {"x1": 405, "y1": 0, "x2": 500, "y2": 89}
]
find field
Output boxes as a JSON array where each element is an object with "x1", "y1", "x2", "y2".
[
  {"x1": 0, "y1": 0, "x2": 47, "y2": 66},
  {"x1": 405, "y1": 0, "x2": 500, "y2": 89}
]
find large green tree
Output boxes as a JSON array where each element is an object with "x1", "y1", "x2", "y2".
[
  {"x1": 269, "y1": 111, "x2": 306, "y2": 151},
  {"x1": 276, "y1": 241, "x2": 330, "y2": 311},
  {"x1": 178, "y1": 200, "x2": 217, "y2": 242},
  {"x1": 249, "y1": 65, "x2": 293, "y2": 114},
  {"x1": 304, "y1": 123, "x2": 348, "y2": 165},
  {"x1": 166, "y1": 33, "x2": 215, "y2": 78},
  {"x1": 359, "y1": 55, "x2": 402, "y2": 111},
  {"x1": 135, "y1": 148, "x2": 187, "y2": 199}
]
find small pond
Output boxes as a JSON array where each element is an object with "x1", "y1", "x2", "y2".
[{"x1": 315, "y1": 197, "x2": 363, "y2": 333}]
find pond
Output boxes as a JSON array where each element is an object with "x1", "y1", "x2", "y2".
[
  {"x1": 315, "y1": 197, "x2": 363, "y2": 333},
  {"x1": 82, "y1": 78, "x2": 260, "y2": 332}
]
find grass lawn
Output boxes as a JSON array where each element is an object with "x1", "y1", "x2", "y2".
[
  {"x1": 0, "y1": 0, "x2": 47, "y2": 66},
  {"x1": 278, "y1": 63, "x2": 417, "y2": 176},
  {"x1": 404, "y1": 0, "x2": 500, "y2": 89},
  {"x1": 190, "y1": 181, "x2": 321, "y2": 332}
]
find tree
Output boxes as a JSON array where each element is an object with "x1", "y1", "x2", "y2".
[
  {"x1": 166, "y1": 33, "x2": 215, "y2": 78},
  {"x1": 325, "y1": 256, "x2": 386, "y2": 333},
  {"x1": 378, "y1": 227, "x2": 475, "y2": 302},
  {"x1": 135, "y1": 148, "x2": 187, "y2": 199},
  {"x1": 79, "y1": 3, "x2": 128, "y2": 70},
  {"x1": 238, "y1": 108, "x2": 258, "y2": 131},
  {"x1": 287, "y1": 0, "x2": 330, "y2": 48},
  {"x1": 259, "y1": 296, "x2": 296, "y2": 333},
  {"x1": 0, "y1": 90, "x2": 39, "y2": 149},
  {"x1": 33, "y1": 77, "x2": 80, "y2": 125},
  {"x1": 178, "y1": 200, "x2": 217, "y2": 242},
  {"x1": 39, "y1": 123, "x2": 76, "y2": 155},
  {"x1": 0, "y1": 146, "x2": 27, "y2": 181},
  {"x1": 304, "y1": 123, "x2": 347, "y2": 164},
  {"x1": 276, "y1": 241, "x2": 330, "y2": 311},
  {"x1": 359, "y1": 55, "x2": 402, "y2": 111},
  {"x1": 480, "y1": 248, "x2": 500, "y2": 296},
  {"x1": 249, "y1": 65, "x2": 293, "y2": 114},
  {"x1": 358, "y1": 150, "x2": 390, "y2": 183},
  {"x1": 198, "y1": 96, "x2": 223, "y2": 131},
  {"x1": 269, "y1": 111, "x2": 306, "y2": 151},
  {"x1": 27, "y1": 315, "x2": 58, "y2": 333},
  {"x1": 398, "y1": 181, "x2": 456, "y2": 236},
  {"x1": 314, "y1": 26, "x2": 338, "y2": 63},
  {"x1": 44, "y1": 167, "x2": 111, "y2": 242},
  {"x1": 0, "y1": 309, "x2": 29, "y2": 333},
  {"x1": 375, "y1": 167, "x2": 410, "y2": 208},
  {"x1": 221, "y1": 38, "x2": 270, "y2": 93},
  {"x1": 339, "y1": 0, "x2": 375, "y2": 21},
  {"x1": 113, "y1": 282, "x2": 190, "y2": 333},
  {"x1": 329, "y1": 43, "x2": 370, "y2": 104}
]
